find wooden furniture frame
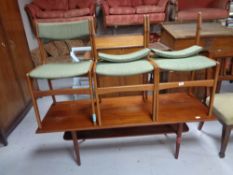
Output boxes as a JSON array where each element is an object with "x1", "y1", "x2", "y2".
[
  {"x1": 0, "y1": 0, "x2": 34, "y2": 145},
  {"x1": 27, "y1": 19, "x2": 96, "y2": 165}
]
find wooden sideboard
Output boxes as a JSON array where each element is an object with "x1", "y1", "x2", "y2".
[
  {"x1": 0, "y1": 0, "x2": 34, "y2": 145},
  {"x1": 160, "y1": 22, "x2": 233, "y2": 92}
]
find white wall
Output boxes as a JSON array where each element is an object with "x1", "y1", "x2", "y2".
[{"x1": 17, "y1": 0, "x2": 38, "y2": 50}]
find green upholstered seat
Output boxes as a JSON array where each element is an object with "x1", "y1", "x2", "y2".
[
  {"x1": 96, "y1": 60, "x2": 154, "y2": 76},
  {"x1": 207, "y1": 93, "x2": 233, "y2": 125},
  {"x1": 37, "y1": 20, "x2": 90, "y2": 41},
  {"x1": 152, "y1": 55, "x2": 216, "y2": 71},
  {"x1": 29, "y1": 60, "x2": 92, "y2": 79},
  {"x1": 98, "y1": 48, "x2": 150, "y2": 63},
  {"x1": 151, "y1": 45, "x2": 203, "y2": 59}
]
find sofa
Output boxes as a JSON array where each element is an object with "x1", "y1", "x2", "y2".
[
  {"x1": 101, "y1": 0, "x2": 169, "y2": 27},
  {"x1": 171, "y1": 0, "x2": 230, "y2": 21},
  {"x1": 25, "y1": 0, "x2": 96, "y2": 34}
]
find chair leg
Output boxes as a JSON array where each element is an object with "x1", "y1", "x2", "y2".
[
  {"x1": 88, "y1": 73, "x2": 97, "y2": 125},
  {"x1": 93, "y1": 73, "x2": 102, "y2": 126},
  {"x1": 71, "y1": 131, "x2": 81, "y2": 166},
  {"x1": 48, "y1": 79, "x2": 56, "y2": 103},
  {"x1": 219, "y1": 125, "x2": 232, "y2": 158},
  {"x1": 0, "y1": 129, "x2": 8, "y2": 146},
  {"x1": 175, "y1": 123, "x2": 183, "y2": 159},
  {"x1": 143, "y1": 74, "x2": 148, "y2": 102},
  {"x1": 198, "y1": 122, "x2": 204, "y2": 130}
]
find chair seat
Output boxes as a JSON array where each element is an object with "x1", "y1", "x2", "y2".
[
  {"x1": 96, "y1": 60, "x2": 154, "y2": 76},
  {"x1": 208, "y1": 93, "x2": 233, "y2": 125},
  {"x1": 153, "y1": 55, "x2": 216, "y2": 71},
  {"x1": 29, "y1": 60, "x2": 92, "y2": 79}
]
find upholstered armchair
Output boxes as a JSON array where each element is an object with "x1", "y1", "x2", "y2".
[
  {"x1": 170, "y1": 0, "x2": 230, "y2": 21},
  {"x1": 25, "y1": 0, "x2": 96, "y2": 34},
  {"x1": 101, "y1": 0, "x2": 169, "y2": 27}
]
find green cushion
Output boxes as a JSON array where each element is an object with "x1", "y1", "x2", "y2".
[
  {"x1": 207, "y1": 93, "x2": 233, "y2": 125},
  {"x1": 96, "y1": 60, "x2": 154, "y2": 76},
  {"x1": 29, "y1": 60, "x2": 92, "y2": 79},
  {"x1": 37, "y1": 20, "x2": 89, "y2": 41},
  {"x1": 153, "y1": 55, "x2": 216, "y2": 72},
  {"x1": 98, "y1": 48, "x2": 150, "y2": 63},
  {"x1": 151, "y1": 45, "x2": 203, "y2": 59}
]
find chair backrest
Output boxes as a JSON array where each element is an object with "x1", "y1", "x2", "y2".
[
  {"x1": 195, "y1": 12, "x2": 202, "y2": 45},
  {"x1": 35, "y1": 19, "x2": 95, "y2": 64},
  {"x1": 93, "y1": 15, "x2": 150, "y2": 60}
]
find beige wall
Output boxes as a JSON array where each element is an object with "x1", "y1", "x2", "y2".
[{"x1": 17, "y1": 0, "x2": 38, "y2": 50}]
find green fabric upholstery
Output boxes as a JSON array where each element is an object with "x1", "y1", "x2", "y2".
[
  {"x1": 37, "y1": 20, "x2": 89, "y2": 41},
  {"x1": 207, "y1": 93, "x2": 233, "y2": 125},
  {"x1": 153, "y1": 55, "x2": 216, "y2": 72},
  {"x1": 151, "y1": 45, "x2": 203, "y2": 59},
  {"x1": 98, "y1": 48, "x2": 150, "y2": 63},
  {"x1": 29, "y1": 60, "x2": 92, "y2": 79},
  {"x1": 96, "y1": 60, "x2": 154, "y2": 76}
]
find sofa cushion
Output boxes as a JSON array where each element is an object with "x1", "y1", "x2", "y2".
[
  {"x1": 110, "y1": 7, "x2": 135, "y2": 15},
  {"x1": 69, "y1": 0, "x2": 93, "y2": 9},
  {"x1": 33, "y1": 0, "x2": 69, "y2": 11},
  {"x1": 64, "y1": 8, "x2": 90, "y2": 17},
  {"x1": 136, "y1": 5, "x2": 164, "y2": 14},
  {"x1": 132, "y1": 0, "x2": 143, "y2": 7},
  {"x1": 143, "y1": 0, "x2": 159, "y2": 5},
  {"x1": 178, "y1": 8, "x2": 228, "y2": 21},
  {"x1": 36, "y1": 11, "x2": 64, "y2": 19},
  {"x1": 106, "y1": 13, "x2": 165, "y2": 26},
  {"x1": 107, "y1": 0, "x2": 132, "y2": 7}
]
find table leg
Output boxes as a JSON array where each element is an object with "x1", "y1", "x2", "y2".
[
  {"x1": 71, "y1": 131, "x2": 81, "y2": 165},
  {"x1": 175, "y1": 123, "x2": 183, "y2": 159}
]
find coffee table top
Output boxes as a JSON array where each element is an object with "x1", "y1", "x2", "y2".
[{"x1": 162, "y1": 22, "x2": 233, "y2": 39}]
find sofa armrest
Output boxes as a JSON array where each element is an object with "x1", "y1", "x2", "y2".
[
  {"x1": 157, "y1": 0, "x2": 169, "y2": 11},
  {"x1": 25, "y1": 3, "x2": 41, "y2": 19},
  {"x1": 101, "y1": 0, "x2": 109, "y2": 15},
  {"x1": 211, "y1": 0, "x2": 230, "y2": 10}
]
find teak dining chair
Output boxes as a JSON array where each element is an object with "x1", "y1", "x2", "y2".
[
  {"x1": 151, "y1": 46, "x2": 220, "y2": 158},
  {"x1": 150, "y1": 13, "x2": 220, "y2": 158},
  {"x1": 26, "y1": 19, "x2": 96, "y2": 165},
  {"x1": 92, "y1": 16, "x2": 157, "y2": 125}
]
